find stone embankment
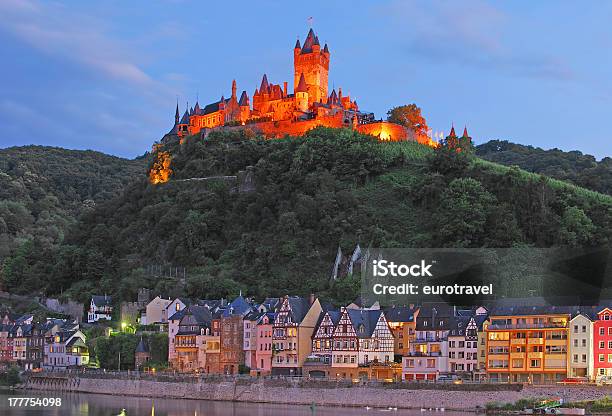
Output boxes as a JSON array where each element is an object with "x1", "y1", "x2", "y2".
[{"x1": 22, "y1": 374, "x2": 612, "y2": 411}]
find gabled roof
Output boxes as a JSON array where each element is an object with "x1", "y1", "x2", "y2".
[
  {"x1": 347, "y1": 309, "x2": 382, "y2": 338},
  {"x1": 384, "y1": 306, "x2": 417, "y2": 323},
  {"x1": 67, "y1": 336, "x2": 87, "y2": 349},
  {"x1": 223, "y1": 295, "x2": 253, "y2": 317},
  {"x1": 327, "y1": 89, "x2": 338, "y2": 105},
  {"x1": 91, "y1": 295, "x2": 112, "y2": 307},
  {"x1": 295, "y1": 73, "x2": 308, "y2": 93},
  {"x1": 286, "y1": 296, "x2": 313, "y2": 324}
]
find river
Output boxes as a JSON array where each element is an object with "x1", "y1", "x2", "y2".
[{"x1": 0, "y1": 391, "x2": 476, "y2": 415}]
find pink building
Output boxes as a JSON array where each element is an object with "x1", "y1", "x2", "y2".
[
  {"x1": 593, "y1": 308, "x2": 612, "y2": 379},
  {"x1": 252, "y1": 313, "x2": 275, "y2": 376}
]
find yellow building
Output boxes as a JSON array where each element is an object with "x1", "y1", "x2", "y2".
[{"x1": 485, "y1": 306, "x2": 570, "y2": 383}]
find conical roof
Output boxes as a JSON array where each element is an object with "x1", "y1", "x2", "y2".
[
  {"x1": 301, "y1": 28, "x2": 317, "y2": 53},
  {"x1": 462, "y1": 126, "x2": 469, "y2": 138},
  {"x1": 294, "y1": 39, "x2": 301, "y2": 49},
  {"x1": 449, "y1": 125, "x2": 457, "y2": 137},
  {"x1": 239, "y1": 91, "x2": 249, "y2": 106},
  {"x1": 135, "y1": 338, "x2": 149, "y2": 353},
  {"x1": 179, "y1": 109, "x2": 190, "y2": 125},
  {"x1": 295, "y1": 73, "x2": 308, "y2": 93},
  {"x1": 259, "y1": 74, "x2": 269, "y2": 93}
]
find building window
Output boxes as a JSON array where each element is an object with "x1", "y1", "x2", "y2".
[
  {"x1": 573, "y1": 325, "x2": 578, "y2": 333},
  {"x1": 582, "y1": 354, "x2": 587, "y2": 363},
  {"x1": 600, "y1": 328, "x2": 605, "y2": 336},
  {"x1": 582, "y1": 326, "x2": 587, "y2": 333},
  {"x1": 600, "y1": 341, "x2": 606, "y2": 349},
  {"x1": 600, "y1": 354, "x2": 605, "y2": 362}
]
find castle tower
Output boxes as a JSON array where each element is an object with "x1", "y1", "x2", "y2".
[
  {"x1": 294, "y1": 28, "x2": 329, "y2": 105},
  {"x1": 232, "y1": 79, "x2": 237, "y2": 98},
  {"x1": 295, "y1": 73, "x2": 309, "y2": 112},
  {"x1": 174, "y1": 101, "x2": 180, "y2": 125}
]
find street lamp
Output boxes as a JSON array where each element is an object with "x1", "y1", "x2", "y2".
[{"x1": 121, "y1": 322, "x2": 127, "y2": 332}]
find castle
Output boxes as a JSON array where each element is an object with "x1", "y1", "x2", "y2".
[{"x1": 165, "y1": 29, "x2": 425, "y2": 144}]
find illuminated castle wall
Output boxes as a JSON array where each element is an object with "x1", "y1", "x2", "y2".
[{"x1": 166, "y1": 29, "x2": 422, "y2": 144}]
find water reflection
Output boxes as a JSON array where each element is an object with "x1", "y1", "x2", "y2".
[{"x1": 0, "y1": 391, "x2": 473, "y2": 416}]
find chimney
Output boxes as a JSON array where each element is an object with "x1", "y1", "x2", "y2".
[
  {"x1": 309, "y1": 293, "x2": 315, "y2": 305},
  {"x1": 283, "y1": 82, "x2": 288, "y2": 96}
]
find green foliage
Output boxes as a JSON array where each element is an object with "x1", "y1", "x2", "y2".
[
  {"x1": 3, "y1": 129, "x2": 612, "y2": 305},
  {"x1": 87, "y1": 332, "x2": 168, "y2": 370},
  {"x1": 477, "y1": 139, "x2": 612, "y2": 195},
  {"x1": 0, "y1": 366, "x2": 21, "y2": 386}
]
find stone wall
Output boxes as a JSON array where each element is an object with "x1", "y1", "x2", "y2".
[{"x1": 23, "y1": 375, "x2": 612, "y2": 410}]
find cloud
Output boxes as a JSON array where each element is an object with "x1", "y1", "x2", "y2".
[
  {"x1": 385, "y1": 0, "x2": 575, "y2": 81},
  {"x1": 0, "y1": 0, "x2": 154, "y2": 87}
]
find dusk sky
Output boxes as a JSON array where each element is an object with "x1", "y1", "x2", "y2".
[{"x1": 1, "y1": 0, "x2": 611, "y2": 159}]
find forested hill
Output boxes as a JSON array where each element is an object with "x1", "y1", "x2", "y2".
[
  {"x1": 476, "y1": 140, "x2": 612, "y2": 195},
  {"x1": 0, "y1": 146, "x2": 148, "y2": 258},
  {"x1": 2, "y1": 128, "x2": 610, "y2": 306}
]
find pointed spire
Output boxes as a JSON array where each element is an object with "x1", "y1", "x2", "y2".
[
  {"x1": 462, "y1": 126, "x2": 469, "y2": 138},
  {"x1": 323, "y1": 43, "x2": 329, "y2": 53},
  {"x1": 193, "y1": 101, "x2": 201, "y2": 115},
  {"x1": 239, "y1": 90, "x2": 249, "y2": 106},
  {"x1": 174, "y1": 100, "x2": 180, "y2": 124},
  {"x1": 294, "y1": 38, "x2": 301, "y2": 49},
  {"x1": 260, "y1": 74, "x2": 269, "y2": 93},
  {"x1": 302, "y1": 28, "x2": 317, "y2": 53},
  {"x1": 295, "y1": 73, "x2": 308, "y2": 93},
  {"x1": 449, "y1": 124, "x2": 457, "y2": 137},
  {"x1": 254, "y1": 87, "x2": 259, "y2": 96}
]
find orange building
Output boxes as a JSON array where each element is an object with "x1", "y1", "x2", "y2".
[
  {"x1": 485, "y1": 306, "x2": 570, "y2": 383},
  {"x1": 165, "y1": 29, "x2": 418, "y2": 144}
]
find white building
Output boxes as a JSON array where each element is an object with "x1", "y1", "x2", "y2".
[
  {"x1": 87, "y1": 295, "x2": 113, "y2": 323},
  {"x1": 569, "y1": 313, "x2": 594, "y2": 379},
  {"x1": 144, "y1": 296, "x2": 172, "y2": 324}
]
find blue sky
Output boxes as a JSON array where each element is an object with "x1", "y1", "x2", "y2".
[{"x1": 0, "y1": 0, "x2": 611, "y2": 159}]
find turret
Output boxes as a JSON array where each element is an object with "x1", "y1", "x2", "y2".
[
  {"x1": 295, "y1": 73, "x2": 309, "y2": 112},
  {"x1": 232, "y1": 79, "x2": 237, "y2": 99},
  {"x1": 462, "y1": 126, "x2": 469, "y2": 138},
  {"x1": 174, "y1": 101, "x2": 180, "y2": 125}
]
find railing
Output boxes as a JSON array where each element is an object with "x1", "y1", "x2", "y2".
[{"x1": 488, "y1": 323, "x2": 567, "y2": 330}]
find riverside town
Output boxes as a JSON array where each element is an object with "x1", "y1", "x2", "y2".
[{"x1": 3, "y1": 3, "x2": 612, "y2": 415}]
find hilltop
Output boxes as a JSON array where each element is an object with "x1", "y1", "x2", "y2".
[
  {"x1": 0, "y1": 146, "x2": 148, "y2": 260},
  {"x1": 477, "y1": 140, "x2": 612, "y2": 195},
  {"x1": 2, "y1": 128, "x2": 610, "y2": 306}
]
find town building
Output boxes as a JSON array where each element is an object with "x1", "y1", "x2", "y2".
[
  {"x1": 384, "y1": 305, "x2": 419, "y2": 361},
  {"x1": 252, "y1": 312, "x2": 275, "y2": 376},
  {"x1": 143, "y1": 296, "x2": 172, "y2": 325},
  {"x1": 272, "y1": 295, "x2": 323, "y2": 375},
  {"x1": 485, "y1": 306, "x2": 570, "y2": 383},
  {"x1": 87, "y1": 295, "x2": 113, "y2": 323},
  {"x1": 402, "y1": 304, "x2": 454, "y2": 381},
  {"x1": 568, "y1": 312, "x2": 594, "y2": 379},
  {"x1": 593, "y1": 307, "x2": 612, "y2": 379},
  {"x1": 135, "y1": 338, "x2": 150, "y2": 369}
]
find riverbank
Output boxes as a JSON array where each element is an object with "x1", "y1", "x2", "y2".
[{"x1": 20, "y1": 374, "x2": 612, "y2": 412}]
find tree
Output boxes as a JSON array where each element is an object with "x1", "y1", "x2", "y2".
[{"x1": 387, "y1": 104, "x2": 429, "y2": 137}]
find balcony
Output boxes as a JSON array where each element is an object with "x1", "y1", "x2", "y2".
[
  {"x1": 528, "y1": 338, "x2": 544, "y2": 345},
  {"x1": 510, "y1": 338, "x2": 526, "y2": 345},
  {"x1": 528, "y1": 352, "x2": 544, "y2": 359},
  {"x1": 488, "y1": 323, "x2": 567, "y2": 330},
  {"x1": 407, "y1": 351, "x2": 441, "y2": 357}
]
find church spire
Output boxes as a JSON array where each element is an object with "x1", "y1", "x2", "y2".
[{"x1": 174, "y1": 100, "x2": 180, "y2": 125}]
